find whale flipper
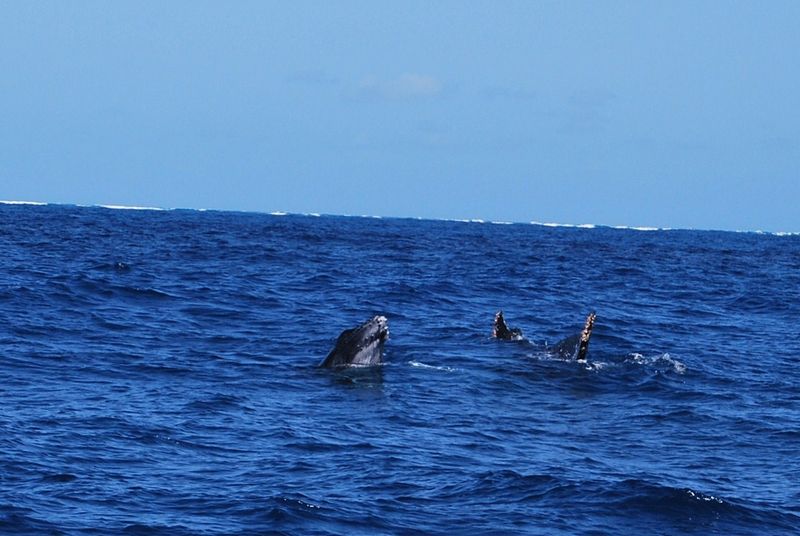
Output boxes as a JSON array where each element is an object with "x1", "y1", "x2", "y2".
[
  {"x1": 493, "y1": 311, "x2": 524, "y2": 340},
  {"x1": 319, "y1": 316, "x2": 389, "y2": 368},
  {"x1": 577, "y1": 312, "x2": 596, "y2": 361},
  {"x1": 550, "y1": 312, "x2": 596, "y2": 360}
]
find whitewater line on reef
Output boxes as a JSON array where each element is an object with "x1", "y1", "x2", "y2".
[
  {"x1": 531, "y1": 221, "x2": 596, "y2": 229},
  {"x1": 2, "y1": 200, "x2": 797, "y2": 236},
  {"x1": 611, "y1": 225, "x2": 662, "y2": 231},
  {"x1": 98, "y1": 204, "x2": 166, "y2": 211},
  {"x1": 0, "y1": 200, "x2": 48, "y2": 206}
]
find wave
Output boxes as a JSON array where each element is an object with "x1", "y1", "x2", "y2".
[
  {"x1": 604, "y1": 479, "x2": 800, "y2": 532},
  {"x1": 0, "y1": 506, "x2": 65, "y2": 534},
  {"x1": 433, "y1": 471, "x2": 799, "y2": 533}
]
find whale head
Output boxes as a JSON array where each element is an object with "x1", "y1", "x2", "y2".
[{"x1": 320, "y1": 316, "x2": 389, "y2": 367}]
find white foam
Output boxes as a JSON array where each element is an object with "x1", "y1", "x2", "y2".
[
  {"x1": 270, "y1": 211, "x2": 288, "y2": 216},
  {"x1": 408, "y1": 360, "x2": 457, "y2": 372},
  {"x1": 0, "y1": 200, "x2": 48, "y2": 206},
  {"x1": 627, "y1": 352, "x2": 686, "y2": 374},
  {"x1": 612, "y1": 225, "x2": 661, "y2": 232},
  {"x1": 732, "y1": 228, "x2": 800, "y2": 236},
  {"x1": 99, "y1": 204, "x2": 165, "y2": 211},
  {"x1": 443, "y1": 217, "x2": 485, "y2": 224},
  {"x1": 340, "y1": 213, "x2": 383, "y2": 219},
  {"x1": 687, "y1": 490, "x2": 723, "y2": 503},
  {"x1": 530, "y1": 221, "x2": 594, "y2": 229}
]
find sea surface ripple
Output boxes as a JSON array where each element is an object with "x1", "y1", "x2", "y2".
[{"x1": 1, "y1": 204, "x2": 798, "y2": 535}]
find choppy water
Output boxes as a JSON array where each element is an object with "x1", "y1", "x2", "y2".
[{"x1": 1, "y1": 203, "x2": 799, "y2": 535}]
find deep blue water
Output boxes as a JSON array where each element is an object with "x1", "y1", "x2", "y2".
[{"x1": 1, "y1": 203, "x2": 799, "y2": 535}]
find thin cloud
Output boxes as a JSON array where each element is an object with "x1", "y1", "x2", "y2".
[
  {"x1": 561, "y1": 89, "x2": 617, "y2": 133},
  {"x1": 568, "y1": 89, "x2": 616, "y2": 109},
  {"x1": 357, "y1": 73, "x2": 444, "y2": 100},
  {"x1": 286, "y1": 70, "x2": 339, "y2": 86},
  {"x1": 481, "y1": 85, "x2": 538, "y2": 101}
]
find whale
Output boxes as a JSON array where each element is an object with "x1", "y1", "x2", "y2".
[
  {"x1": 493, "y1": 311, "x2": 596, "y2": 361},
  {"x1": 319, "y1": 316, "x2": 389, "y2": 367}
]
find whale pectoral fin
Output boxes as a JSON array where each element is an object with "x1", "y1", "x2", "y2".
[
  {"x1": 493, "y1": 311, "x2": 524, "y2": 340},
  {"x1": 576, "y1": 312, "x2": 596, "y2": 361},
  {"x1": 493, "y1": 311, "x2": 509, "y2": 339}
]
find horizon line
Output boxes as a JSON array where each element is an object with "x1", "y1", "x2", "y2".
[{"x1": 1, "y1": 199, "x2": 797, "y2": 237}]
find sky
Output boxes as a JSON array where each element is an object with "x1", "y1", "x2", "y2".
[{"x1": 1, "y1": 1, "x2": 798, "y2": 231}]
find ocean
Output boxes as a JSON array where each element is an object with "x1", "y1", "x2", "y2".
[{"x1": 1, "y1": 202, "x2": 798, "y2": 535}]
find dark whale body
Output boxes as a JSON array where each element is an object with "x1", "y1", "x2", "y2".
[
  {"x1": 493, "y1": 311, "x2": 596, "y2": 361},
  {"x1": 319, "y1": 316, "x2": 389, "y2": 368}
]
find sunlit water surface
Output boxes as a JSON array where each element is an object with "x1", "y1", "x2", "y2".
[{"x1": 1, "y1": 204, "x2": 798, "y2": 535}]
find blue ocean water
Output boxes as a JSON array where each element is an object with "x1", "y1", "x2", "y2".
[{"x1": 1, "y1": 203, "x2": 798, "y2": 535}]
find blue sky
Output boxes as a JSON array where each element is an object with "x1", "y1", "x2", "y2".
[{"x1": 2, "y1": 1, "x2": 798, "y2": 231}]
